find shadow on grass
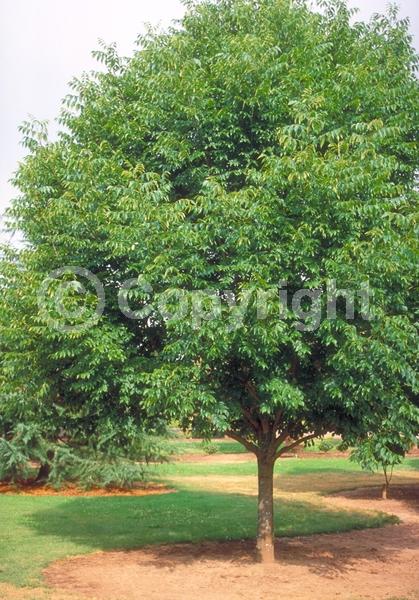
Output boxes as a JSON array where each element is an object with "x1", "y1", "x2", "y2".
[
  {"x1": 0, "y1": 485, "x2": 399, "y2": 585},
  {"x1": 330, "y1": 483, "x2": 419, "y2": 507},
  {"x1": 25, "y1": 488, "x2": 396, "y2": 549},
  {"x1": 273, "y1": 472, "x2": 419, "y2": 495}
]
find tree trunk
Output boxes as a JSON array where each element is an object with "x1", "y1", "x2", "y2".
[
  {"x1": 256, "y1": 454, "x2": 275, "y2": 563},
  {"x1": 381, "y1": 466, "x2": 391, "y2": 499},
  {"x1": 35, "y1": 450, "x2": 54, "y2": 483},
  {"x1": 35, "y1": 461, "x2": 51, "y2": 483}
]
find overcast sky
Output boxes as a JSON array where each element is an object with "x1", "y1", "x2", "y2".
[{"x1": 1, "y1": 0, "x2": 418, "y2": 243}]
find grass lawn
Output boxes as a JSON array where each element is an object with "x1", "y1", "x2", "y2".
[
  {"x1": 168, "y1": 436, "x2": 344, "y2": 455},
  {"x1": 0, "y1": 455, "x2": 417, "y2": 588},
  {"x1": 152, "y1": 456, "x2": 419, "y2": 477},
  {"x1": 169, "y1": 438, "x2": 247, "y2": 454}
]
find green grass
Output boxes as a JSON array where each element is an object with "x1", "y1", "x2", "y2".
[
  {"x1": 169, "y1": 438, "x2": 246, "y2": 455},
  {"x1": 0, "y1": 487, "x2": 395, "y2": 587},
  {"x1": 398, "y1": 457, "x2": 419, "y2": 471},
  {"x1": 170, "y1": 437, "x2": 342, "y2": 455},
  {"x1": 1, "y1": 455, "x2": 416, "y2": 587},
  {"x1": 154, "y1": 456, "x2": 356, "y2": 477},
  {"x1": 304, "y1": 438, "x2": 343, "y2": 452},
  {"x1": 152, "y1": 456, "x2": 419, "y2": 478}
]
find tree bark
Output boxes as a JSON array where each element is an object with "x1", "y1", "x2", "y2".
[
  {"x1": 35, "y1": 461, "x2": 51, "y2": 483},
  {"x1": 382, "y1": 466, "x2": 391, "y2": 499},
  {"x1": 35, "y1": 450, "x2": 54, "y2": 483},
  {"x1": 256, "y1": 454, "x2": 275, "y2": 563}
]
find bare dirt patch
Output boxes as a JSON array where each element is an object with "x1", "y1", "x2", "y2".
[
  {"x1": 174, "y1": 450, "x2": 351, "y2": 462},
  {"x1": 175, "y1": 451, "x2": 256, "y2": 463},
  {"x1": 43, "y1": 484, "x2": 419, "y2": 600}
]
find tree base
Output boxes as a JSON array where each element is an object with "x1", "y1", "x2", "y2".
[{"x1": 256, "y1": 538, "x2": 275, "y2": 563}]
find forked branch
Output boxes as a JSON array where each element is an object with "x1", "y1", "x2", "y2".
[
  {"x1": 226, "y1": 430, "x2": 258, "y2": 455},
  {"x1": 275, "y1": 432, "x2": 320, "y2": 459}
]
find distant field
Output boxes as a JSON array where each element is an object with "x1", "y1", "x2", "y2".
[
  {"x1": 168, "y1": 436, "x2": 347, "y2": 455},
  {"x1": 169, "y1": 438, "x2": 247, "y2": 454},
  {"x1": 153, "y1": 455, "x2": 419, "y2": 478}
]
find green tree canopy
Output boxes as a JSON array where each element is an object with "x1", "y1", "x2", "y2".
[{"x1": 1, "y1": 0, "x2": 418, "y2": 561}]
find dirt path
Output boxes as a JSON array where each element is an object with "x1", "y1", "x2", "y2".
[
  {"x1": 175, "y1": 447, "x2": 419, "y2": 463},
  {"x1": 43, "y1": 485, "x2": 419, "y2": 600}
]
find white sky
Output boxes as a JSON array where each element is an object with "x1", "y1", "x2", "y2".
[{"x1": 1, "y1": 0, "x2": 418, "y2": 244}]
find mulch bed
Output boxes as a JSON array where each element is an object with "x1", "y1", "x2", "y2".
[{"x1": 0, "y1": 482, "x2": 174, "y2": 497}]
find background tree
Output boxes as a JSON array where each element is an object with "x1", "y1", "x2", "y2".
[
  {"x1": 351, "y1": 410, "x2": 418, "y2": 499},
  {"x1": 1, "y1": 0, "x2": 418, "y2": 562},
  {"x1": 0, "y1": 233, "x2": 169, "y2": 484}
]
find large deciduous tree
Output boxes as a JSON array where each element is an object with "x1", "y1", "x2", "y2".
[{"x1": 1, "y1": 0, "x2": 418, "y2": 562}]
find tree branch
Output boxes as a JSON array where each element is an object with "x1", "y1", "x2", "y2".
[
  {"x1": 260, "y1": 415, "x2": 270, "y2": 435},
  {"x1": 226, "y1": 430, "x2": 258, "y2": 455},
  {"x1": 275, "y1": 432, "x2": 319, "y2": 459},
  {"x1": 241, "y1": 406, "x2": 261, "y2": 434},
  {"x1": 272, "y1": 428, "x2": 290, "y2": 452},
  {"x1": 245, "y1": 380, "x2": 260, "y2": 404},
  {"x1": 242, "y1": 380, "x2": 263, "y2": 436},
  {"x1": 289, "y1": 355, "x2": 299, "y2": 379},
  {"x1": 272, "y1": 410, "x2": 284, "y2": 435}
]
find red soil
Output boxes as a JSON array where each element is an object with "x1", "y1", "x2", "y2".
[
  {"x1": 0, "y1": 482, "x2": 173, "y2": 497},
  {"x1": 43, "y1": 484, "x2": 419, "y2": 600}
]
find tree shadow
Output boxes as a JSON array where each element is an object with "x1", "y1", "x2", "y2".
[
  {"x1": 331, "y1": 483, "x2": 419, "y2": 505},
  {"x1": 272, "y1": 520, "x2": 418, "y2": 578},
  {"x1": 274, "y1": 470, "x2": 419, "y2": 495},
  {"x1": 20, "y1": 486, "x2": 412, "y2": 579},
  {"x1": 131, "y1": 520, "x2": 418, "y2": 578}
]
